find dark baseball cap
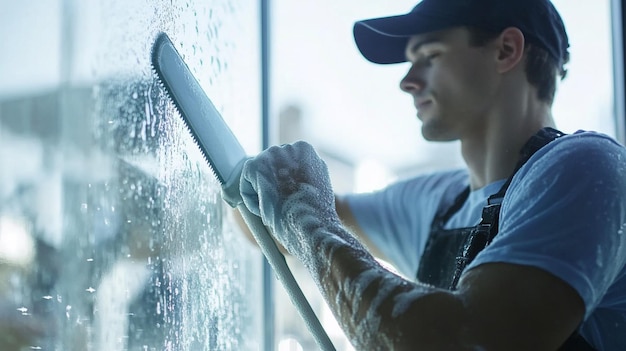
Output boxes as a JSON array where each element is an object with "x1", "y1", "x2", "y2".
[{"x1": 353, "y1": 0, "x2": 569, "y2": 65}]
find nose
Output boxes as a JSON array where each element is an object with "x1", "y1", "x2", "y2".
[{"x1": 399, "y1": 63, "x2": 425, "y2": 94}]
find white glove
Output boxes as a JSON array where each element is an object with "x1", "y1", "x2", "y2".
[{"x1": 239, "y1": 141, "x2": 340, "y2": 257}]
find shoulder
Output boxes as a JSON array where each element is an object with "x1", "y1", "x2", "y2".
[
  {"x1": 505, "y1": 130, "x2": 626, "y2": 219},
  {"x1": 392, "y1": 168, "x2": 468, "y2": 194},
  {"x1": 511, "y1": 131, "x2": 626, "y2": 194},
  {"x1": 340, "y1": 168, "x2": 469, "y2": 233},
  {"x1": 534, "y1": 130, "x2": 624, "y2": 167},
  {"x1": 390, "y1": 168, "x2": 468, "y2": 187},
  {"x1": 379, "y1": 169, "x2": 469, "y2": 210},
  {"x1": 343, "y1": 168, "x2": 468, "y2": 201}
]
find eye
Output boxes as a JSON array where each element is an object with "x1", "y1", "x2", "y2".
[
  {"x1": 416, "y1": 52, "x2": 440, "y2": 66},
  {"x1": 425, "y1": 52, "x2": 440, "y2": 61}
]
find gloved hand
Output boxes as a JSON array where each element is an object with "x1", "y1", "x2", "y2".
[{"x1": 239, "y1": 141, "x2": 340, "y2": 257}]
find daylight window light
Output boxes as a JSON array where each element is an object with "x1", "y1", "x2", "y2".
[
  {"x1": 354, "y1": 160, "x2": 395, "y2": 193},
  {"x1": 0, "y1": 216, "x2": 35, "y2": 266},
  {"x1": 277, "y1": 336, "x2": 304, "y2": 351}
]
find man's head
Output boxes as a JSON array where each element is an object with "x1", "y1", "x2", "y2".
[{"x1": 353, "y1": 0, "x2": 570, "y2": 105}]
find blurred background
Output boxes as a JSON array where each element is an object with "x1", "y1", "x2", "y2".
[{"x1": 0, "y1": 0, "x2": 622, "y2": 350}]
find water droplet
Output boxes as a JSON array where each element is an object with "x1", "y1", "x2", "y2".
[
  {"x1": 86, "y1": 287, "x2": 96, "y2": 293},
  {"x1": 132, "y1": 92, "x2": 139, "y2": 99}
]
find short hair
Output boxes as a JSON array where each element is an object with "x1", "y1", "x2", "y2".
[{"x1": 466, "y1": 27, "x2": 569, "y2": 105}]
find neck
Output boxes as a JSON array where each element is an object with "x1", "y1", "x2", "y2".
[{"x1": 460, "y1": 100, "x2": 555, "y2": 190}]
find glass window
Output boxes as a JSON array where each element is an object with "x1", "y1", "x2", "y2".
[
  {"x1": 0, "y1": 1, "x2": 263, "y2": 350},
  {"x1": 551, "y1": 0, "x2": 615, "y2": 137}
]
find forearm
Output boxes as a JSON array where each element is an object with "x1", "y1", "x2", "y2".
[{"x1": 284, "y1": 205, "x2": 472, "y2": 350}]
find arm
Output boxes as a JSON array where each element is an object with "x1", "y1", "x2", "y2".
[
  {"x1": 317, "y1": 233, "x2": 584, "y2": 350},
  {"x1": 239, "y1": 141, "x2": 585, "y2": 350},
  {"x1": 282, "y1": 208, "x2": 583, "y2": 350}
]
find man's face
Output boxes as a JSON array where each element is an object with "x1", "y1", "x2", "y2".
[{"x1": 400, "y1": 27, "x2": 500, "y2": 141}]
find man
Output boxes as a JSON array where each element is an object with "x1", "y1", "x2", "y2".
[{"x1": 239, "y1": 0, "x2": 626, "y2": 349}]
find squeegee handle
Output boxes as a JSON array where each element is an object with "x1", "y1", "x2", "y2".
[{"x1": 236, "y1": 204, "x2": 336, "y2": 351}]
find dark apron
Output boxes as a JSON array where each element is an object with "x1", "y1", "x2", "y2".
[{"x1": 416, "y1": 127, "x2": 596, "y2": 350}]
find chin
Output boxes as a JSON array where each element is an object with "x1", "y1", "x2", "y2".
[{"x1": 421, "y1": 123, "x2": 456, "y2": 142}]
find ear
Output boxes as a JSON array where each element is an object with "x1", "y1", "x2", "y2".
[{"x1": 495, "y1": 27, "x2": 525, "y2": 74}]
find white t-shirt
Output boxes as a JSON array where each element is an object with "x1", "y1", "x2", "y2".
[{"x1": 343, "y1": 131, "x2": 626, "y2": 350}]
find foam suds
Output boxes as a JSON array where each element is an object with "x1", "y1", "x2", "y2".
[
  {"x1": 278, "y1": 187, "x2": 407, "y2": 348},
  {"x1": 275, "y1": 182, "x2": 477, "y2": 349},
  {"x1": 245, "y1": 143, "x2": 475, "y2": 349}
]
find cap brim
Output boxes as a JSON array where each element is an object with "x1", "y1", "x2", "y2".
[{"x1": 353, "y1": 12, "x2": 452, "y2": 64}]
